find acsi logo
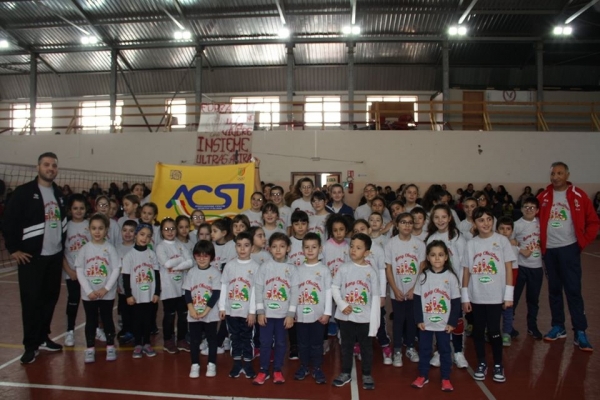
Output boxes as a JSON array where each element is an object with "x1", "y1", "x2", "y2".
[
  {"x1": 479, "y1": 276, "x2": 492, "y2": 284},
  {"x1": 429, "y1": 316, "x2": 443, "y2": 323},
  {"x1": 231, "y1": 303, "x2": 242, "y2": 310},
  {"x1": 302, "y1": 307, "x2": 313, "y2": 314},
  {"x1": 166, "y1": 183, "x2": 245, "y2": 211},
  {"x1": 401, "y1": 277, "x2": 412, "y2": 283},
  {"x1": 268, "y1": 303, "x2": 281, "y2": 310}
]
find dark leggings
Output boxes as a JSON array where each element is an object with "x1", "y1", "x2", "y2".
[
  {"x1": 338, "y1": 320, "x2": 373, "y2": 375},
  {"x1": 162, "y1": 297, "x2": 188, "y2": 341},
  {"x1": 65, "y1": 279, "x2": 80, "y2": 331},
  {"x1": 133, "y1": 302, "x2": 154, "y2": 346},
  {"x1": 83, "y1": 299, "x2": 115, "y2": 348},
  {"x1": 472, "y1": 303, "x2": 503, "y2": 366},
  {"x1": 190, "y1": 321, "x2": 218, "y2": 365}
]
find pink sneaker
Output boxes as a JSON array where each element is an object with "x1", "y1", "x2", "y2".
[
  {"x1": 273, "y1": 371, "x2": 285, "y2": 384},
  {"x1": 382, "y1": 346, "x2": 392, "y2": 365}
]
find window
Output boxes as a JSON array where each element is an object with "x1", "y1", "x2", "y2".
[
  {"x1": 230, "y1": 97, "x2": 280, "y2": 129},
  {"x1": 11, "y1": 103, "x2": 53, "y2": 133},
  {"x1": 366, "y1": 96, "x2": 419, "y2": 124},
  {"x1": 305, "y1": 96, "x2": 341, "y2": 127},
  {"x1": 166, "y1": 99, "x2": 187, "y2": 129},
  {"x1": 79, "y1": 100, "x2": 123, "y2": 132}
]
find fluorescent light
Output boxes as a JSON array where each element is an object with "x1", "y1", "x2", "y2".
[
  {"x1": 448, "y1": 26, "x2": 458, "y2": 36},
  {"x1": 553, "y1": 26, "x2": 563, "y2": 35},
  {"x1": 563, "y1": 26, "x2": 573, "y2": 35},
  {"x1": 278, "y1": 27, "x2": 290, "y2": 39},
  {"x1": 0, "y1": 40, "x2": 9, "y2": 48},
  {"x1": 174, "y1": 31, "x2": 183, "y2": 40},
  {"x1": 351, "y1": 26, "x2": 361, "y2": 35},
  {"x1": 81, "y1": 36, "x2": 90, "y2": 44},
  {"x1": 342, "y1": 26, "x2": 352, "y2": 35},
  {"x1": 88, "y1": 36, "x2": 98, "y2": 44},
  {"x1": 182, "y1": 31, "x2": 192, "y2": 40},
  {"x1": 457, "y1": 26, "x2": 467, "y2": 36}
]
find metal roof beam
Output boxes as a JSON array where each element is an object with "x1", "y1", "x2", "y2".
[
  {"x1": 65, "y1": 0, "x2": 113, "y2": 45},
  {"x1": 458, "y1": 0, "x2": 479, "y2": 24},
  {"x1": 565, "y1": 0, "x2": 600, "y2": 24},
  {"x1": 274, "y1": 0, "x2": 287, "y2": 25},
  {"x1": 38, "y1": 55, "x2": 59, "y2": 75},
  {"x1": 350, "y1": 0, "x2": 357, "y2": 25}
]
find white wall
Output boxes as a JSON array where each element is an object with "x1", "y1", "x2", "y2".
[{"x1": 1, "y1": 129, "x2": 599, "y2": 207}]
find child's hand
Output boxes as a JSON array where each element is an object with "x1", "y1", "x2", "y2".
[
  {"x1": 406, "y1": 288, "x2": 414, "y2": 300},
  {"x1": 247, "y1": 314, "x2": 256, "y2": 327},
  {"x1": 88, "y1": 292, "x2": 98, "y2": 300},
  {"x1": 342, "y1": 305, "x2": 352, "y2": 315},
  {"x1": 393, "y1": 289, "x2": 404, "y2": 301},
  {"x1": 509, "y1": 238, "x2": 518, "y2": 246},
  {"x1": 219, "y1": 310, "x2": 226, "y2": 320},
  {"x1": 318, "y1": 315, "x2": 330, "y2": 325},
  {"x1": 520, "y1": 248, "x2": 533, "y2": 258},
  {"x1": 67, "y1": 270, "x2": 77, "y2": 281},
  {"x1": 258, "y1": 314, "x2": 267, "y2": 326},
  {"x1": 503, "y1": 301, "x2": 513, "y2": 309},
  {"x1": 96, "y1": 288, "x2": 108, "y2": 298},
  {"x1": 152, "y1": 295, "x2": 159, "y2": 304},
  {"x1": 127, "y1": 296, "x2": 136, "y2": 306},
  {"x1": 284, "y1": 316, "x2": 294, "y2": 329},
  {"x1": 417, "y1": 323, "x2": 425, "y2": 331},
  {"x1": 189, "y1": 309, "x2": 200, "y2": 320},
  {"x1": 445, "y1": 325, "x2": 455, "y2": 333},
  {"x1": 380, "y1": 298, "x2": 385, "y2": 307},
  {"x1": 198, "y1": 308, "x2": 210, "y2": 319},
  {"x1": 462, "y1": 302, "x2": 472, "y2": 313}
]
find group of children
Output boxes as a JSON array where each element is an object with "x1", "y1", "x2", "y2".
[{"x1": 62, "y1": 179, "x2": 544, "y2": 392}]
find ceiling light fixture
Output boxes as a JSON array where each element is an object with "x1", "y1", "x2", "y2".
[
  {"x1": 342, "y1": 25, "x2": 361, "y2": 36},
  {"x1": 278, "y1": 27, "x2": 290, "y2": 39},
  {"x1": 553, "y1": 25, "x2": 573, "y2": 36},
  {"x1": 448, "y1": 25, "x2": 467, "y2": 36},
  {"x1": 0, "y1": 40, "x2": 9, "y2": 48},
  {"x1": 174, "y1": 30, "x2": 192, "y2": 40}
]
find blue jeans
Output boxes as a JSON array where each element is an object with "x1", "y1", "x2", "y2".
[
  {"x1": 544, "y1": 243, "x2": 587, "y2": 331},
  {"x1": 418, "y1": 330, "x2": 452, "y2": 380},
  {"x1": 259, "y1": 317, "x2": 287, "y2": 372}
]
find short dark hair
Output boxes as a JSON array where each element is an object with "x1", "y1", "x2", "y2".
[
  {"x1": 351, "y1": 233, "x2": 372, "y2": 250},
  {"x1": 302, "y1": 232, "x2": 321, "y2": 247},
  {"x1": 89, "y1": 212, "x2": 109, "y2": 229},
  {"x1": 551, "y1": 161, "x2": 569, "y2": 171},
  {"x1": 123, "y1": 219, "x2": 138, "y2": 230},
  {"x1": 193, "y1": 240, "x2": 215, "y2": 261},
  {"x1": 497, "y1": 216, "x2": 514, "y2": 230},
  {"x1": 235, "y1": 231, "x2": 253, "y2": 244},
  {"x1": 291, "y1": 210, "x2": 309, "y2": 224},
  {"x1": 269, "y1": 232, "x2": 291, "y2": 247},
  {"x1": 38, "y1": 152, "x2": 58, "y2": 164},
  {"x1": 522, "y1": 196, "x2": 539, "y2": 208}
]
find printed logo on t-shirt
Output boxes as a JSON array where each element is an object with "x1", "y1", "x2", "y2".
[
  {"x1": 69, "y1": 234, "x2": 88, "y2": 252},
  {"x1": 425, "y1": 296, "x2": 448, "y2": 316},
  {"x1": 394, "y1": 254, "x2": 418, "y2": 276},
  {"x1": 135, "y1": 266, "x2": 154, "y2": 291},
  {"x1": 523, "y1": 236, "x2": 541, "y2": 258},
  {"x1": 86, "y1": 257, "x2": 108, "y2": 285},
  {"x1": 193, "y1": 290, "x2": 211, "y2": 313},
  {"x1": 550, "y1": 202, "x2": 569, "y2": 228},
  {"x1": 344, "y1": 283, "x2": 370, "y2": 313},
  {"x1": 298, "y1": 277, "x2": 322, "y2": 314},
  {"x1": 472, "y1": 251, "x2": 498, "y2": 284},
  {"x1": 45, "y1": 201, "x2": 61, "y2": 229},
  {"x1": 266, "y1": 283, "x2": 288, "y2": 309},
  {"x1": 228, "y1": 282, "x2": 250, "y2": 310}
]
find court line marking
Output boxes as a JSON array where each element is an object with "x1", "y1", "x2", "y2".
[
  {"x1": 466, "y1": 366, "x2": 497, "y2": 400},
  {"x1": 583, "y1": 252, "x2": 600, "y2": 259},
  {"x1": 351, "y1": 357, "x2": 359, "y2": 400},
  {"x1": 0, "y1": 382, "x2": 309, "y2": 400}
]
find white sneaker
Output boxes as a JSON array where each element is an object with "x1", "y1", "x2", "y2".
[
  {"x1": 199, "y1": 339, "x2": 208, "y2": 351},
  {"x1": 84, "y1": 347, "x2": 95, "y2": 363},
  {"x1": 65, "y1": 330, "x2": 75, "y2": 347},
  {"x1": 392, "y1": 349, "x2": 403, "y2": 367},
  {"x1": 189, "y1": 364, "x2": 200, "y2": 378},
  {"x1": 201, "y1": 346, "x2": 225, "y2": 356},
  {"x1": 323, "y1": 340, "x2": 330, "y2": 355},
  {"x1": 454, "y1": 351, "x2": 469, "y2": 368},
  {"x1": 206, "y1": 362, "x2": 217, "y2": 377},
  {"x1": 222, "y1": 337, "x2": 231, "y2": 351},
  {"x1": 96, "y1": 328, "x2": 106, "y2": 342},
  {"x1": 106, "y1": 345, "x2": 117, "y2": 361},
  {"x1": 430, "y1": 351, "x2": 440, "y2": 367},
  {"x1": 406, "y1": 347, "x2": 420, "y2": 363}
]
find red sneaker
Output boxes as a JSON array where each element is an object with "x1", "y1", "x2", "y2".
[
  {"x1": 253, "y1": 348, "x2": 260, "y2": 359},
  {"x1": 252, "y1": 372, "x2": 270, "y2": 385},
  {"x1": 411, "y1": 376, "x2": 429, "y2": 389},
  {"x1": 273, "y1": 371, "x2": 285, "y2": 384},
  {"x1": 441, "y1": 379, "x2": 454, "y2": 392}
]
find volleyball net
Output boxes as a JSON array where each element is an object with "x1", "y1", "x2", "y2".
[{"x1": 0, "y1": 162, "x2": 153, "y2": 269}]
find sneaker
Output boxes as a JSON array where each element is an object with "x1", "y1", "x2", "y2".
[
  {"x1": 473, "y1": 362, "x2": 487, "y2": 381},
  {"x1": 312, "y1": 367, "x2": 326, "y2": 384},
  {"x1": 273, "y1": 371, "x2": 285, "y2": 384},
  {"x1": 253, "y1": 348, "x2": 260, "y2": 359},
  {"x1": 65, "y1": 330, "x2": 75, "y2": 347},
  {"x1": 119, "y1": 332, "x2": 134, "y2": 345},
  {"x1": 332, "y1": 372, "x2": 352, "y2": 387},
  {"x1": 253, "y1": 372, "x2": 270, "y2": 385},
  {"x1": 40, "y1": 339, "x2": 63, "y2": 352},
  {"x1": 323, "y1": 340, "x2": 330, "y2": 355},
  {"x1": 106, "y1": 345, "x2": 117, "y2": 361},
  {"x1": 244, "y1": 363, "x2": 257, "y2": 379},
  {"x1": 406, "y1": 347, "x2": 419, "y2": 363},
  {"x1": 143, "y1": 344, "x2": 156, "y2": 357},
  {"x1": 453, "y1": 351, "x2": 468, "y2": 369},
  {"x1": 544, "y1": 326, "x2": 567, "y2": 341},
  {"x1": 492, "y1": 365, "x2": 506, "y2": 382},
  {"x1": 189, "y1": 364, "x2": 200, "y2": 378},
  {"x1": 411, "y1": 376, "x2": 429, "y2": 389},
  {"x1": 177, "y1": 339, "x2": 191, "y2": 352},
  {"x1": 328, "y1": 321, "x2": 338, "y2": 336},
  {"x1": 441, "y1": 379, "x2": 454, "y2": 392},
  {"x1": 353, "y1": 343, "x2": 361, "y2": 361},
  {"x1": 201, "y1": 346, "x2": 225, "y2": 356},
  {"x1": 206, "y1": 362, "x2": 217, "y2": 377},
  {"x1": 84, "y1": 347, "x2": 95, "y2": 363},
  {"x1": 95, "y1": 328, "x2": 106, "y2": 342},
  {"x1": 502, "y1": 333, "x2": 512, "y2": 347},
  {"x1": 163, "y1": 339, "x2": 178, "y2": 354},
  {"x1": 132, "y1": 345, "x2": 143, "y2": 359},
  {"x1": 392, "y1": 349, "x2": 403, "y2": 367},
  {"x1": 294, "y1": 365, "x2": 309, "y2": 380},
  {"x1": 229, "y1": 363, "x2": 244, "y2": 378},
  {"x1": 382, "y1": 346, "x2": 392, "y2": 365},
  {"x1": 200, "y1": 339, "x2": 208, "y2": 351},
  {"x1": 528, "y1": 328, "x2": 543, "y2": 340},
  {"x1": 20, "y1": 350, "x2": 39, "y2": 364},
  {"x1": 574, "y1": 331, "x2": 594, "y2": 352},
  {"x1": 362, "y1": 375, "x2": 375, "y2": 390},
  {"x1": 430, "y1": 351, "x2": 440, "y2": 367},
  {"x1": 222, "y1": 337, "x2": 231, "y2": 351},
  {"x1": 289, "y1": 346, "x2": 299, "y2": 360},
  {"x1": 510, "y1": 329, "x2": 520, "y2": 338}
]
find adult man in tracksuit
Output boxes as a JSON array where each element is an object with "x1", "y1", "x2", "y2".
[
  {"x1": 537, "y1": 161, "x2": 599, "y2": 351},
  {"x1": 3, "y1": 152, "x2": 67, "y2": 364}
]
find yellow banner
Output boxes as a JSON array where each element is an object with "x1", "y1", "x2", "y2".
[{"x1": 151, "y1": 162, "x2": 255, "y2": 222}]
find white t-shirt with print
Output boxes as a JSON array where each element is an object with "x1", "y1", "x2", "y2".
[{"x1": 546, "y1": 190, "x2": 577, "y2": 249}]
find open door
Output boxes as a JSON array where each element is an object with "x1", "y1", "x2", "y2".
[{"x1": 463, "y1": 91, "x2": 484, "y2": 131}]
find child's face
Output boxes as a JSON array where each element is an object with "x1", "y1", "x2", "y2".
[
  {"x1": 198, "y1": 227, "x2": 211, "y2": 241},
  {"x1": 140, "y1": 206, "x2": 156, "y2": 224},
  {"x1": 311, "y1": 197, "x2": 326, "y2": 212},
  {"x1": 497, "y1": 223, "x2": 513, "y2": 238},
  {"x1": 432, "y1": 209, "x2": 450, "y2": 233},
  {"x1": 397, "y1": 216, "x2": 414, "y2": 236},
  {"x1": 161, "y1": 222, "x2": 176, "y2": 241},
  {"x1": 371, "y1": 200, "x2": 385, "y2": 214},
  {"x1": 122, "y1": 226, "x2": 135, "y2": 243},
  {"x1": 132, "y1": 185, "x2": 144, "y2": 199},
  {"x1": 191, "y1": 212, "x2": 205, "y2": 228},
  {"x1": 211, "y1": 226, "x2": 227, "y2": 243},
  {"x1": 232, "y1": 221, "x2": 248, "y2": 236},
  {"x1": 251, "y1": 194, "x2": 264, "y2": 211},
  {"x1": 300, "y1": 182, "x2": 313, "y2": 198},
  {"x1": 235, "y1": 238, "x2": 252, "y2": 260},
  {"x1": 404, "y1": 187, "x2": 418, "y2": 203},
  {"x1": 302, "y1": 239, "x2": 321, "y2": 262},
  {"x1": 270, "y1": 189, "x2": 284, "y2": 206},
  {"x1": 253, "y1": 228, "x2": 267, "y2": 249},
  {"x1": 476, "y1": 195, "x2": 488, "y2": 208},
  {"x1": 521, "y1": 203, "x2": 538, "y2": 221},
  {"x1": 96, "y1": 198, "x2": 110, "y2": 216},
  {"x1": 123, "y1": 199, "x2": 137, "y2": 216},
  {"x1": 292, "y1": 220, "x2": 308, "y2": 238},
  {"x1": 193, "y1": 253, "x2": 212, "y2": 269},
  {"x1": 349, "y1": 238, "x2": 369, "y2": 263},
  {"x1": 363, "y1": 185, "x2": 377, "y2": 202},
  {"x1": 177, "y1": 220, "x2": 190, "y2": 238},
  {"x1": 269, "y1": 239, "x2": 290, "y2": 262},
  {"x1": 331, "y1": 222, "x2": 347, "y2": 243},
  {"x1": 108, "y1": 201, "x2": 118, "y2": 218},
  {"x1": 353, "y1": 222, "x2": 370, "y2": 236},
  {"x1": 427, "y1": 245, "x2": 448, "y2": 271},
  {"x1": 262, "y1": 209, "x2": 278, "y2": 225},
  {"x1": 463, "y1": 200, "x2": 477, "y2": 218},
  {"x1": 474, "y1": 213, "x2": 494, "y2": 237},
  {"x1": 89, "y1": 219, "x2": 107, "y2": 243},
  {"x1": 135, "y1": 227, "x2": 152, "y2": 246},
  {"x1": 70, "y1": 200, "x2": 86, "y2": 221},
  {"x1": 368, "y1": 214, "x2": 383, "y2": 232},
  {"x1": 411, "y1": 213, "x2": 425, "y2": 230},
  {"x1": 390, "y1": 203, "x2": 404, "y2": 219},
  {"x1": 331, "y1": 186, "x2": 344, "y2": 203}
]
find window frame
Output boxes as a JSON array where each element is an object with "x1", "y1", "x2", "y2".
[
  {"x1": 79, "y1": 100, "x2": 124, "y2": 133},
  {"x1": 230, "y1": 96, "x2": 280, "y2": 129},
  {"x1": 10, "y1": 103, "x2": 53, "y2": 133},
  {"x1": 304, "y1": 96, "x2": 341, "y2": 128}
]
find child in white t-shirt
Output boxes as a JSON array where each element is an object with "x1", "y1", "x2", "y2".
[
  {"x1": 243, "y1": 192, "x2": 265, "y2": 227},
  {"x1": 291, "y1": 178, "x2": 316, "y2": 216},
  {"x1": 496, "y1": 216, "x2": 520, "y2": 346},
  {"x1": 308, "y1": 191, "x2": 330, "y2": 241}
]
